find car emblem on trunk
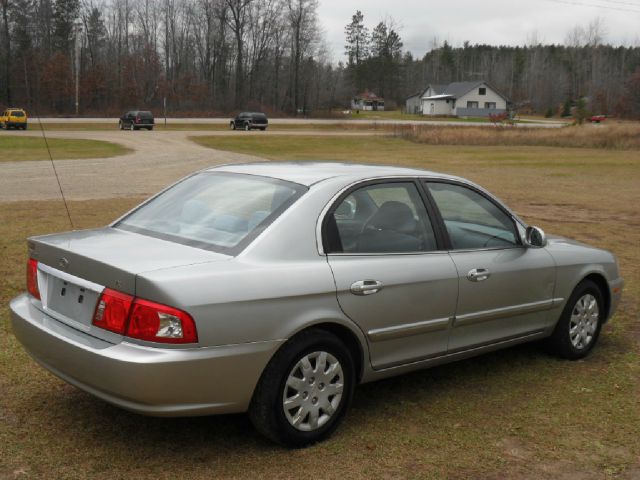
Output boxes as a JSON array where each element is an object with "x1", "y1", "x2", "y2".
[{"x1": 58, "y1": 257, "x2": 69, "y2": 270}]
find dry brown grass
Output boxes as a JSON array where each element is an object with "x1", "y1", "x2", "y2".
[{"x1": 395, "y1": 122, "x2": 640, "y2": 150}]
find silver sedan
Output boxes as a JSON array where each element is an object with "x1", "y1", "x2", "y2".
[{"x1": 10, "y1": 162, "x2": 624, "y2": 446}]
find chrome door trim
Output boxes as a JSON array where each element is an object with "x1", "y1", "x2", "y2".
[
  {"x1": 454, "y1": 298, "x2": 564, "y2": 327},
  {"x1": 367, "y1": 316, "x2": 452, "y2": 342},
  {"x1": 316, "y1": 175, "x2": 529, "y2": 256}
]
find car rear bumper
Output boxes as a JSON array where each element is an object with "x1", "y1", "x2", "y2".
[
  {"x1": 10, "y1": 293, "x2": 282, "y2": 416},
  {"x1": 5, "y1": 122, "x2": 27, "y2": 128}
]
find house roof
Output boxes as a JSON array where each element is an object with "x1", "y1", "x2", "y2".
[
  {"x1": 426, "y1": 84, "x2": 447, "y2": 95},
  {"x1": 405, "y1": 91, "x2": 423, "y2": 100},
  {"x1": 355, "y1": 90, "x2": 384, "y2": 101}
]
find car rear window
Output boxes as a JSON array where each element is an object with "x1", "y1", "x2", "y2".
[
  {"x1": 252, "y1": 113, "x2": 267, "y2": 121},
  {"x1": 138, "y1": 111, "x2": 153, "y2": 119},
  {"x1": 116, "y1": 172, "x2": 307, "y2": 254},
  {"x1": 10, "y1": 111, "x2": 25, "y2": 117}
]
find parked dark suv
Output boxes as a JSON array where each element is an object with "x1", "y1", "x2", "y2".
[
  {"x1": 230, "y1": 112, "x2": 268, "y2": 131},
  {"x1": 119, "y1": 111, "x2": 154, "y2": 131}
]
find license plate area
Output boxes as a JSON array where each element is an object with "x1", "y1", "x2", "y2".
[{"x1": 39, "y1": 265, "x2": 103, "y2": 331}]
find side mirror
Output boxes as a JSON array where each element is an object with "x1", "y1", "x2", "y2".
[{"x1": 525, "y1": 226, "x2": 547, "y2": 248}]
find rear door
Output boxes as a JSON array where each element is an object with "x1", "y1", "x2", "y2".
[
  {"x1": 324, "y1": 179, "x2": 459, "y2": 369},
  {"x1": 424, "y1": 180, "x2": 556, "y2": 352}
]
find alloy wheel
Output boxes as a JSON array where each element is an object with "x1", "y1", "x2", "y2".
[{"x1": 569, "y1": 293, "x2": 599, "y2": 349}]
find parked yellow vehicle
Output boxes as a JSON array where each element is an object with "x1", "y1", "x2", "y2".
[{"x1": 0, "y1": 108, "x2": 28, "y2": 130}]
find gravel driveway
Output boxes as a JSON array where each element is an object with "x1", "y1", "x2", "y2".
[{"x1": 0, "y1": 130, "x2": 267, "y2": 201}]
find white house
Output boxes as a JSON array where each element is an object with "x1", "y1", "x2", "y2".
[
  {"x1": 405, "y1": 84, "x2": 446, "y2": 114},
  {"x1": 420, "y1": 81, "x2": 508, "y2": 117},
  {"x1": 351, "y1": 90, "x2": 385, "y2": 111}
]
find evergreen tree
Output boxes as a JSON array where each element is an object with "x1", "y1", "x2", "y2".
[
  {"x1": 85, "y1": 6, "x2": 106, "y2": 66},
  {"x1": 369, "y1": 20, "x2": 403, "y2": 100},
  {"x1": 344, "y1": 10, "x2": 369, "y2": 91},
  {"x1": 52, "y1": 0, "x2": 79, "y2": 53}
]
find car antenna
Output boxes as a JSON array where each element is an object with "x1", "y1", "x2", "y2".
[{"x1": 31, "y1": 104, "x2": 75, "y2": 230}]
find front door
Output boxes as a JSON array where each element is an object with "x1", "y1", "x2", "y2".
[
  {"x1": 425, "y1": 181, "x2": 556, "y2": 352},
  {"x1": 324, "y1": 180, "x2": 459, "y2": 369}
]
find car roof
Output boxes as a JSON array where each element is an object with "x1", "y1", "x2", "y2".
[{"x1": 208, "y1": 162, "x2": 463, "y2": 187}]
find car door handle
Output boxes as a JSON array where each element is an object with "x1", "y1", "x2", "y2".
[
  {"x1": 350, "y1": 280, "x2": 383, "y2": 295},
  {"x1": 467, "y1": 268, "x2": 491, "y2": 282}
]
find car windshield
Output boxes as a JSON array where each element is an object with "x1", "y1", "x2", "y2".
[{"x1": 116, "y1": 172, "x2": 307, "y2": 254}]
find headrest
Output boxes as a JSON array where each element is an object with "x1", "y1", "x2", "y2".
[{"x1": 366, "y1": 201, "x2": 416, "y2": 232}]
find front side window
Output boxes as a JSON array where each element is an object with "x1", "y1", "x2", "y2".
[
  {"x1": 325, "y1": 182, "x2": 438, "y2": 254},
  {"x1": 427, "y1": 182, "x2": 518, "y2": 250},
  {"x1": 117, "y1": 173, "x2": 306, "y2": 254}
]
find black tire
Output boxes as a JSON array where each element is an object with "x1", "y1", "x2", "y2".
[
  {"x1": 249, "y1": 328, "x2": 355, "y2": 447},
  {"x1": 244, "y1": 123, "x2": 250, "y2": 131},
  {"x1": 147, "y1": 126, "x2": 153, "y2": 131},
  {"x1": 118, "y1": 121, "x2": 124, "y2": 130},
  {"x1": 22, "y1": 124, "x2": 27, "y2": 130},
  {"x1": 260, "y1": 127, "x2": 266, "y2": 131},
  {"x1": 546, "y1": 280, "x2": 604, "y2": 360},
  {"x1": 130, "y1": 123, "x2": 136, "y2": 131},
  {"x1": 230, "y1": 122, "x2": 236, "y2": 130}
]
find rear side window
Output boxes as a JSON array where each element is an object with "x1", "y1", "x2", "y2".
[
  {"x1": 325, "y1": 182, "x2": 438, "y2": 254},
  {"x1": 427, "y1": 182, "x2": 518, "y2": 249},
  {"x1": 117, "y1": 173, "x2": 307, "y2": 254},
  {"x1": 10, "y1": 111, "x2": 25, "y2": 117}
]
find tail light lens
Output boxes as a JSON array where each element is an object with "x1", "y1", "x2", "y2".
[
  {"x1": 27, "y1": 258, "x2": 41, "y2": 299},
  {"x1": 92, "y1": 288, "x2": 134, "y2": 334},
  {"x1": 91, "y1": 289, "x2": 197, "y2": 344},
  {"x1": 135, "y1": 116, "x2": 140, "y2": 123},
  {"x1": 128, "y1": 299, "x2": 198, "y2": 344}
]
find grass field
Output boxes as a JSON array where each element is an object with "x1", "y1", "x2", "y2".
[
  {"x1": 1, "y1": 134, "x2": 639, "y2": 478},
  {"x1": 0, "y1": 135, "x2": 131, "y2": 162}
]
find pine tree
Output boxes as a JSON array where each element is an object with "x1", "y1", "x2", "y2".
[
  {"x1": 344, "y1": 10, "x2": 369, "y2": 91},
  {"x1": 52, "y1": 0, "x2": 79, "y2": 53}
]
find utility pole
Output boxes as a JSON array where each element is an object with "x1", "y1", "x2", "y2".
[{"x1": 74, "y1": 22, "x2": 83, "y2": 116}]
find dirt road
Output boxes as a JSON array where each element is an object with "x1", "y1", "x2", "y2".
[{"x1": 0, "y1": 130, "x2": 271, "y2": 201}]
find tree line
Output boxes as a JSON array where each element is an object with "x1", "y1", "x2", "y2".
[
  {"x1": 0, "y1": 0, "x2": 336, "y2": 115},
  {"x1": 0, "y1": 2, "x2": 639, "y2": 117}
]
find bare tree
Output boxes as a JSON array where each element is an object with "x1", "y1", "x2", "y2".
[{"x1": 286, "y1": 0, "x2": 318, "y2": 114}]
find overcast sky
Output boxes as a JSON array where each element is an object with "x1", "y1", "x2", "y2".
[{"x1": 317, "y1": 0, "x2": 640, "y2": 60}]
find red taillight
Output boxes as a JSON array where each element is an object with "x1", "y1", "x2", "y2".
[
  {"x1": 127, "y1": 298, "x2": 198, "y2": 344},
  {"x1": 91, "y1": 289, "x2": 197, "y2": 344},
  {"x1": 92, "y1": 288, "x2": 134, "y2": 334},
  {"x1": 135, "y1": 116, "x2": 140, "y2": 123},
  {"x1": 27, "y1": 258, "x2": 40, "y2": 299}
]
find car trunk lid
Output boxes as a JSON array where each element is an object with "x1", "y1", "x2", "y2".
[{"x1": 29, "y1": 227, "x2": 229, "y2": 339}]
